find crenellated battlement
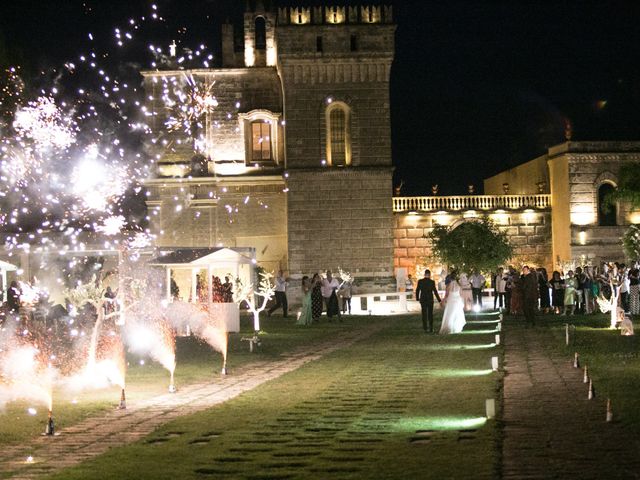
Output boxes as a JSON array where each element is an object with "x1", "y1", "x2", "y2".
[{"x1": 277, "y1": 5, "x2": 393, "y2": 25}]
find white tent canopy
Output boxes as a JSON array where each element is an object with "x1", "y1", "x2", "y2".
[
  {"x1": 149, "y1": 248, "x2": 255, "y2": 333},
  {"x1": 149, "y1": 247, "x2": 254, "y2": 268},
  {"x1": 0, "y1": 259, "x2": 18, "y2": 303}
]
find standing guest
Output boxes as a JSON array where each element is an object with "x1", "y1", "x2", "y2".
[
  {"x1": 576, "y1": 266, "x2": 591, "y2": 313},
  {"x1": 222, "y1": 276, "x2": 234, "y2": 303},
  {"x1": 582, "y1": 267, "x2": 594, "y2": 314},
  {"x1": 339, "y1": 279, "x2": 353, "y2": 315},
  {"x1": 7, "y1": 280, "x2": 21, "y2": 313},
  {"x1": 549, "y1": 271, "x2": 565, "y2": 314},
  {"x1": 600, "y1": 263, "x2": 612, "y2": 299},
  {"x1": 619, "y1": 265, "x2": 630, "y2": 313},
  {"x1": 170, "y1": 272, "x2": 180, "y2": 301},
  {"x1": 537, "y1": 267, "x2": 550, "y2": 313},
  {"x1": 629, "y1": 265, "x2": 639, "y2": 315},
  {"x1": 504, "y1": 267, "x2": 515, "y2": 314},
  {"x1": 267, "y1": 270, "x2": 288, "y2": 318},
  {"x1": 494, "y1": 268, "x2": 507, "y2": 311},
  {"x1": 591, "y1": 266, "x2": 601, "y2": 312},
  {"x1": 415, "y1": 269, "x2": 442, "y2": 333},
  {"x1": 564, "y1": 270, "x2": 578, "y2": 315},
  {"x1": 405, "y1": 274, "x2": 415, "y2": 299},
  {"x1": 522, "y1": 266, "x2": 539, "y2": 326},
  {"x1": 296, "y1": 276, "x2": 313, "y2": 325},
  {"x1": 321, "y1": 270, "x2": 341, "y2": 321},
  {"x1": 311, "y1": 273, "x2": 323, "y2": 322},
  {"x1": 459, "y1": 272, "x2": 473, "y2": 311},
  {"x1": 470, "y1": 269, "x2": 486, "y2": 308},
  {"x1": 510, "y1": 273, "x2": 524, "y2": 315},
  {"x1": 574, "y1": 267, "x2": 585, "y2": 314}
]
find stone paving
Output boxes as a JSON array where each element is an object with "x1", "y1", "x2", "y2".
[
  {"x1": 0, "y1": 322, "x2": 386, "y2": 479},
  {"x1": 502, "y1": 321, "x2": 640, "y2": 479}
]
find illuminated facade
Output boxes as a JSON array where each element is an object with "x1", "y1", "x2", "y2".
[
  {"x1": 394, "y1": 141, "x2": 640, "y2": 276},
  {"x1": 143, "y1": 3, "x2": 396, "y2": 291},
  {"x1": 484, "y1": 141, "x2": 640, "y2": 267}
]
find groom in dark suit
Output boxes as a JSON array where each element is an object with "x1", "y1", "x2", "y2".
[{"x1": 415, "y1": 269, "x2": 442, "y2": 333}]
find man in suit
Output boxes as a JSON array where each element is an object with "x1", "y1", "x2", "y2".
[{"x1": 415, "y1": 269, "x2": 442, "y2": 333}]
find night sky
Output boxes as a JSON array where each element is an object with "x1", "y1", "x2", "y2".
[{"x1": 2, "y1": 0, "x2": 640, "y2": 194}]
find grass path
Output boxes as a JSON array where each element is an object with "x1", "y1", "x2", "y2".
[{"x1": 39, "y1": 313, "x2": 501, "y2": 480}]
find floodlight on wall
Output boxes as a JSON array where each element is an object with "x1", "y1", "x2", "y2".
[
  {"x1": 578, "y1": 229, "x2": 587, "y2": 245},
  {"x1": 485, "y1": 399, "x2": 496, "y2": 419}
]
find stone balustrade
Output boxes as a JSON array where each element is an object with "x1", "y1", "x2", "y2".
[{"x1": 393, "y1": 194, "x2": 551, "y2": 212}]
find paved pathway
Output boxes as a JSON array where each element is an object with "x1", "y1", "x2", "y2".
[
  {"x1": 502, "y1": 321, "x2": 640, "y2": 479},
  {"x1": 1, "y1": 322, "x2": 387, "y2": 479}
]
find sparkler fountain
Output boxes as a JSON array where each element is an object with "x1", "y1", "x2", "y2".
[{"x1": 0, "y1": 1, "x2": 255, "y2": 431}]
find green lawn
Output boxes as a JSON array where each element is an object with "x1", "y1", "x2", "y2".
[
  {"x1": 42, "y1": 312, "x2": 502, "y2": 480},
  {"x1": 533, "y1": 312, "x2": 640, "y2": 430},
  {"x1": 0, "y1": 314, "x2": 373, "y2": 446}
]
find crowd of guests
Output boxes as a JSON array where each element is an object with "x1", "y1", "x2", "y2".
[
  {"x1": 296, "y1": 270, "x2": 353, "y2": 325},
  {"x1": 193, "y1": 274, "x2": 234, "y2": 303},
  {"x1": 490, "y1": 262, "x2": 640, "y2": 316}
]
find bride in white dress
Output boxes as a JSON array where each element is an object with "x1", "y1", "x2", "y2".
[{"x1": 440, "y1": 273, "x2": 467, "y2": 334}]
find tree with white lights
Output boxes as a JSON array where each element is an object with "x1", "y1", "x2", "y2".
[{"x1": 234, "y1": 271, "x2": 275, "y2": 332}]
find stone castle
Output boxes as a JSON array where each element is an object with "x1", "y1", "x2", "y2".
[
  {"x1": 143, "y1": 2, "x2": 397, "y2": 293},
  {"x1": 142, "y1": 2, "x2": 639, "y2": 293}
]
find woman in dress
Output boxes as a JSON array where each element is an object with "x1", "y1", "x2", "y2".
[
  {"x1": 628, "y1": 265, "x2": 639, "y2": 315},
  {"x1": 440, "y1": 271, "x2": 466, "y2": 334},
  {"x1": 537, "y1": 267, "x2": 550, "y2": 313},
  {"x1": 549, "y1": 271, "x2": 564, "y2": 314},
  {"x1": 296, "y1": 276, "x2": 313, "y2": 325},
  {"x1": 510, "y1": 275, "x2": 523, "y2": 315},
  {"x1": 564, "y1": 270, "x2": 577, "y2": 315},
  {"x1": 310, "y1": 273, "x2": 323, "y2": 322}
]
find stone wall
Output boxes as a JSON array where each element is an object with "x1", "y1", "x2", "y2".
[
  {"x1": 550, "y1": 142, "x2": 640, "y2": 264},
  {"x1": 276, "y1": 23, "x2": 396, "y2": 169},
  {"x1": 286, "y1": 167, "x2": 394, "y2": 284},
  {"x1": 142, "y1": 68, "x2": 284, "y2": 169},
  {"x1": 146, "y1": 177, "x2": 288, "y2": 272},
  {"x1": 393, "y1": 210, "x2": 553, "y2": 276}
]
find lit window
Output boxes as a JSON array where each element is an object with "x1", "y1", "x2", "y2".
[
  {"x1": 326, "y1": 103, "x2": 351, "y2": 166},
  {"x1": 251, "y1": 122, "x2": 271, "y2": 161},
  {"x1": 330, "y1": 109, "x2": 346, "y2": 165}
]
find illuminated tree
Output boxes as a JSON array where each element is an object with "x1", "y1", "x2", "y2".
[
  {"x1": 606, "y1": 163, "x2": 640, "y2": 210},
  {"x1": 428, "y1": 218, "x2": 513, "y2": 273},
  {"x1": 623, "y1": 224, "x2": 640, "y2": 261},
  {"x1": 234, "y1": 271, "x2": 275, "y2": 332}
]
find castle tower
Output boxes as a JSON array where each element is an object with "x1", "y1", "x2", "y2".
[
  {"x1": 244, "y1": 0, "x2": 277, "y2": 67},
  {"x1": 276, "y1": 5, "x2": 396, "y2": 287}
]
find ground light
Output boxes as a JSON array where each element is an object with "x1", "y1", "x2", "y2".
[
  {"x1": 460, "y1": 329, "x2": 500, "y2": 335},
  {"x1": 491, "y1": 356, "x2": 499, "y2": 371},
  {"x1": 424, "y1": 343, "x2": 497, "y2": 351},
  {"x1": 485, "y1": 399, "x2": 496, "y2": 419},
  {"x1": 391, "y1": 416, "x2": 487, "y2": 432},
  {"x1": 430, "y1": 369, "x2": 493, "y2": 378}
]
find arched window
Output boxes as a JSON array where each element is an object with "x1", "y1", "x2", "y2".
[
  {"x1": 255, "y1": 17, "x2": 266, "y2": 50},
  {"x1": 326, "y1": 103, "x2": 351, "y2": 166},
  {"x1": 598, "y1": 183, "x2": 617, "y2": 226},
  {"x1": 239, "y1": 110, "x2": 281, "y2": 166}
]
